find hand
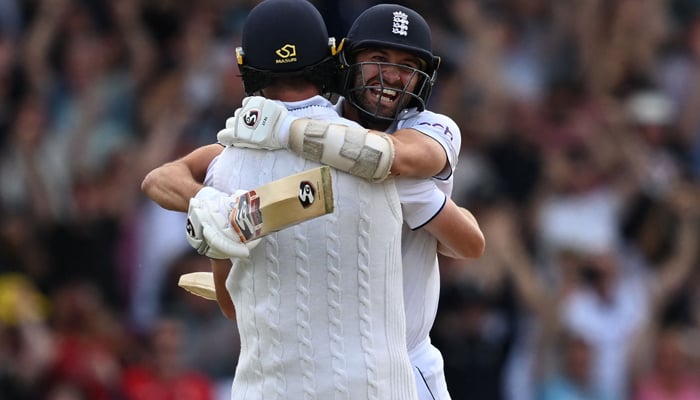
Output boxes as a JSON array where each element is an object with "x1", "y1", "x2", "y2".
[
  {"x1": 217, "y1": 96, "x2": 296, "y2": 149},
  {"x1": 185, "y1": 187, "x2": 259, "y2": 259}
]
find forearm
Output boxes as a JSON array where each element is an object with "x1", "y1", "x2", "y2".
[
  {"x1": 141, "y1": 143, "x2": 222, "y2": 211},
  {"x1": 287, "y1": 119, "x2": 394, "y2": 182},
  {"x1": 221, "y1": 98, "x2": 450, "y2": 181},
  {"x1": 388, "y1": 128, "x2": 447, "y2": 178},
  {"x1": 111, "y1": 0, "x2": 157, "y2": 87},
  {"x1": 25, "y1": 1, "x2": 66, "y2": 91},
  {"x1": 288, "y1": 122, "x2": 447, "y2": 180},
  {"x1": 211, "y1": 259, "x2": 236, "y2": 321},
  {"x1": 141, "y1": 161, "x2": 204, "y2": 212},
  {"x1": 429, "y1": 202, "x2": 485, "y2": 259}
]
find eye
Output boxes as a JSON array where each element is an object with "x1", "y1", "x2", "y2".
[{"x1": 400, "y1": 58, "x2": 421, "y2": 70}]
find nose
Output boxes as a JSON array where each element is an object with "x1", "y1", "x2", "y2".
[{"x1": 380, "y1": 64, "x2": 403, "y2": 85}]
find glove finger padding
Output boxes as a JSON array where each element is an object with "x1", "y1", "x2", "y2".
[
  {"x1": 217, "y1": 96, "x2": 294, "y2": 149},
  {"x1": 186, "y1": 198, "x2": 233, "y2": 259},
  {"x1": 186, "y1": 188, "x2": 252, "y2": 259},
  {"x1": 204, "y1": 190, "x2": 261, "y2": 257},
  {"x1": 202, "y1": 225, "x2": 250, "y2": 258},
  {"x1": 246, "y1": 237, "x2": 262, "y2": 250}
]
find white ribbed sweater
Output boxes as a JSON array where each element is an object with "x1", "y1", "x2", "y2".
[{"x1": 207, "y1": 97, "x2": 417, "y2": 400}]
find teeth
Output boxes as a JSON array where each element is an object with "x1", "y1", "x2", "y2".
[
  {"x1": 373, "y1": 88, "x2": 397, "y2": 103},
  {"x1": 375, "y1": 93, "x2": 394, "y2": 103}
]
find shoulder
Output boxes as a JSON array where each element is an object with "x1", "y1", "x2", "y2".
[
  {"x1": 399, "y1": 110, "x2": 462, "y2": 170},
  {"x1": 289, "y1": 96, "x2": 360, "y2": 126},
  {"x1": 402, "y1": 110, "x2": 460, "y2": 142}
]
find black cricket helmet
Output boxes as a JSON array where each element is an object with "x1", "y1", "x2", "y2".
[
  {"x1": 236, "y1": 0, "x2": 339, "y2": 95},
  {"x1": 340, "y1": 4, "x2": 441, "y2": 122}
]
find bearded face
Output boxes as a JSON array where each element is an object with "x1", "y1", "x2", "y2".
[{"x1": 347, "y1": 48, "x2": 428, "y2": 121}]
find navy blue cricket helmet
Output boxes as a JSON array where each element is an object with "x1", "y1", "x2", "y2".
[
  {"x1": 236, "y1": 0, "x2": 339, "y2": 95},
  {"x1": 339, "y1": 4, "x2": 441, "y2": 121}
]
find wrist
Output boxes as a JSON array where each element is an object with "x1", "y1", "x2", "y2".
[
  {"x1": 277, "y1": 115, "x2": 299, "y2": 147},
  {"x1": 194, "y1": 186, "x2": 223, "y2": 201}
]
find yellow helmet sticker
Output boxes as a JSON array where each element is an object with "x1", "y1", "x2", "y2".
[{"x1": 275, "y1": 44, "x2": 298, "y2": 64}]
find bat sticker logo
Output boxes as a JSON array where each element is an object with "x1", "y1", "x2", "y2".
[
  {"x1": 298, "y1": 181, "x2": 316, "y2": 208},
  {"x1": 232, "y1": 191, "x2": 262, "y2": 242},
  {"x1": 243, "y1": 110, "x2": 260, "y2": 128}
]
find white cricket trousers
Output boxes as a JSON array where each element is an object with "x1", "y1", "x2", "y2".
[{"x1": 411, "y1": 340, "x2": 452, "y2": 400}]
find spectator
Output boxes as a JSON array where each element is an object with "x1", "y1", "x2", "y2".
[
  {"x1": 632, "y1": 325, "x2": 700, "y2": 400},
  {"x1": 536, "y1": 330, "x2": 601, "y2": 400},
  {"x1": 121, "y1": 317, "x2": 215, "y2": 400}
]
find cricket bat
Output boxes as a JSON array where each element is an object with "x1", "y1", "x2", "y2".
[
  {"x1": 230, "y1": 165, "x2": 334, "y2": 243},
  {"x1": 178, "y1": 272, "x2": 217, "y2": 300},
  {"x1": 179, "y1": 165, "x2": 334, "y2": 300}
]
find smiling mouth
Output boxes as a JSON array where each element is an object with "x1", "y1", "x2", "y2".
[{"x1": 370, "y1": 88, "x2": 399, "y2": 104}]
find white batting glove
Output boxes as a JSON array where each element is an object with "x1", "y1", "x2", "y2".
[
  {"x1": 185, "y1": 187, "x2": 260, "y2": 259},
  {"x1": 217, "y1": 96, "x2": 296, "y2": 149}
]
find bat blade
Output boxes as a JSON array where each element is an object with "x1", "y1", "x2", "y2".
[
  {"x1": 230, "y1": 166, "x2": 334, "y2": 243},
  {"x1": 178, "y1": 272, "x2": 217, "y2": 300}
]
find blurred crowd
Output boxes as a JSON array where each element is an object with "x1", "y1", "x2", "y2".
[{"x1": 0, "y1": 0, "x2": 699, "y2": 399}]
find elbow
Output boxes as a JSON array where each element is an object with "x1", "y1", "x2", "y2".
[
  {"x1": 140, "y1": 170, "x2": 156, "y2": 196},
  {"x1": 462, "y1": 237, "x2": 486, "y2": 259},
  {"x1": 460, "y1": 212, "x2": 486, "y2": 258},
  {"x1": 451, "y1": 231, "x2": 486, "y2": 260},
  {"x1": 472, "y1": 231, "x2": 486, "y2": 258}
]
